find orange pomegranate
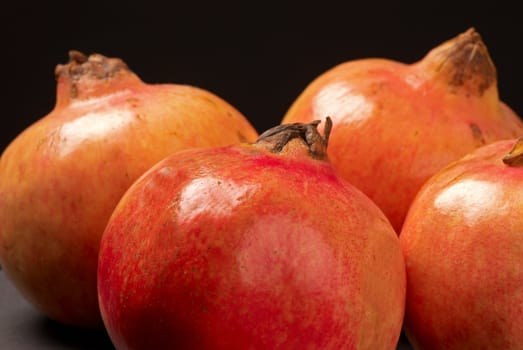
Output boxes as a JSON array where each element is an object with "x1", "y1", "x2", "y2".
[
  {"x1": 282, "y1": 28, "x2": 523, "y2": 233},
  {"x1": 400, "y1": 137, "x2": 523, "y2": 349},
  {"x1": 0, "y1": 51, "x2": 258, "y2": 327}
]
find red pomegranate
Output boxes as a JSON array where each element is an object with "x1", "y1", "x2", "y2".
[
  {"x1": 97, "y1": 119, "x2": 406, "y2": 349},
  {"x1": 0, "y1": 51, "x2": 258, "y2": 327},
  {"x1": 400, "y1": 137, "x2": 523, "y2": 349},
  {"x1": 281, "y1": 28, "x2": 523, "y2": 233}
]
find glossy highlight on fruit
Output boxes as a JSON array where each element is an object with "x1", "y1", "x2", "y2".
[
  {"x1": 97, "y1": 118, "x2": 406, "y2": 349},
  {"x1": 400, "y1": 137, "x2": 523, "y2": 349},
  {"x1": 0, "y1": 51, "x2": 258, "y2": 327},
  {"x1": 282, "y1": 28, "x2": 523, "y2": 233}
]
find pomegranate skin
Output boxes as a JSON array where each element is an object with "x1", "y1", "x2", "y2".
[
  {"x1": 0, "y1": 51, "x2": 258, "y2": 327},
  {"x1": 281, "y1": 28, "x2": 523, "y2": 233},
  {"x1": 400, "y1": 138, "x2": 523, "y2": 349},
  {"x1": 97, "y1": 122, "x2": 406, "y2": 349}
]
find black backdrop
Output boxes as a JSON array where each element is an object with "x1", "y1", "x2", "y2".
[
  {"x1": 2, "y1": 2, "x2": 522, "y2": 151},
  {"x1": 0, "y1": 2, "x2": 521, "y2": 349}
]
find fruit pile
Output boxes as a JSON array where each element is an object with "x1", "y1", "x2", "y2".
[{"x1": 1, "y1": 28, "x2": 522, "y2": 350}]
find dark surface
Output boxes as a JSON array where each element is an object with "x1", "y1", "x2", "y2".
[
  {"x1": 1, "y1": 271, "x2": 413, "y2": 349},
  {"x1": 0, "y1": 271, "x2": 114, "y2": 350}
]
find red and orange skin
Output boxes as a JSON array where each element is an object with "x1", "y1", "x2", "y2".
[
  {"x1": 400, "y1": 138, "x2": 523, "y2": 349},
  {"x1": 282, "y1": 28, "x2": 523, "y2": 233},
  {"x1": 97, "y1": 120, "x2": 406, "y2": 350},
  {"x1": 0, "y1": 51, "x2": 258, "y2": 327}
]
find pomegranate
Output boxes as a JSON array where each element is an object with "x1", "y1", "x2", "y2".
[
  {"x1": 281, "y1": 28, "x2": 523, "y2": 233},
  {"x1": 97, "y1": 118, "x2": 406, "y2": 349},
  {"x1": 400, "y1": 137, "x2": 523, "y2": 349},
  {"x1": 0, "y1": 50, "x2": 258, "y2": 327}
]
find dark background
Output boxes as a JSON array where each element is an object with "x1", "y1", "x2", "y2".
[
  {"x1": 0, "y1": 2, "x2": 521, "y2": 349},
  {"x1": 1, "y1": 2, "x2": 522, "y2": 152}
]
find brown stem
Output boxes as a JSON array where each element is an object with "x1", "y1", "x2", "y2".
[
  {"x1": 255, "y1": 117, "x2": 332, "y2": 160},
  {"x1": 502, "y1": 137, "x2": 523, "y2": 167}
]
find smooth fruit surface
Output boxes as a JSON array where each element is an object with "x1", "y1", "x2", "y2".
[
  {"x1": 98, "y1": 120, "x2": 406, "y2": 349},
  {"x1": 282, "y1": 28, "x2": 523, "y2": 233},
  {"x1": 400, "y1": 138, "x2": 523, "y2": 349}
]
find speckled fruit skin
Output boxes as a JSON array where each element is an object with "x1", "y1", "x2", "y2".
[
  {"x1": 0, "y1": 51, "x2": 258, "y2": 327},
  {"x1": 281, "y1": 28, "x2": 523, "y2": 233},
  {"x1": 399, "y1": 138, "x2": 523, "y2": 349},
  {"x1": 97, "y1": 123, "x2": 406, "y2": 350}
]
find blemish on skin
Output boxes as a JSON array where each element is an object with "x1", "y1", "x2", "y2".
[
  {"x1": 71, "y1": 83, "x2": 78, "y2": 99},
  {"x1": 199, "y1": 95, "x2": 218, "y2": 108},
  {"x1": 237, "y1": 131, "x2": 248, "y2": 143},
  {"x1": 201, "y1": 304, "x2": 209, "y2": 313},
  {"x1": 126, "y1": 97, "x2": 140, "y2": 107},
  {"x1": 469, "y1": 123, "x2": 486, "y2": 146}
]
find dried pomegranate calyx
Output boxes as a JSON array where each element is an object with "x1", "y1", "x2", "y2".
[
  {"x1": 423, "y1": 27, "x2": 496, "y2": 96},
  {"x1": 502, "y1": 137, "x2": 523, "y2": 167},
  {"x1": 53, "y1": 50, "x2": 142, "y2": 105},
  {"x1": 55, "y1": 50, "x2": 130, "y2": 82},
  {"x1": 255, "y1": 117, "x2": 332, "y2": 160}
]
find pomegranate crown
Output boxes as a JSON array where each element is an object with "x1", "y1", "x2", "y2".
[
  {"x1": 255, "y1": 117, "x2": 333, "y2": 160},
  {"x1": 54, "y1": 50, "x2": 129, "y2": 81}
]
